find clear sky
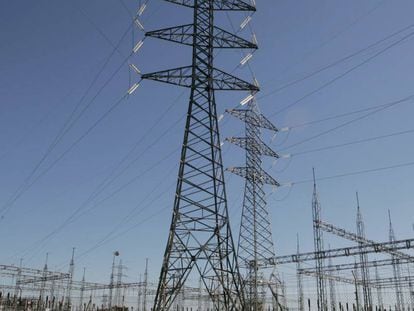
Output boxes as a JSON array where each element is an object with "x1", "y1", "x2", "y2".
[{"x1": 1, "y1": 0, "x2": 414, "y2": 286}]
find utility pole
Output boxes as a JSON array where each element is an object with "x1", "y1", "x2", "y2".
[
  {"x1": 296, "y1": 235, "x2": 304, "y2": 311},
  {"x1": 40, "y1": 252, "x2": 49, "y2": 308},
  {"x1": 141, "y1": 1, "x2": 258, "y2": 310},
  {"x1": 328, "y1": 248, "x2": 337, "y2": 311},
  {"x1": 389, "y1": 211, "x2": 405, "y2": 311},
  {"x1": 14, "y1": 258, "x2": 22, "y2": 299},
  {"x1": 143, "y1": 259, "x2": 148, "y2": 311},
  {"x1": 355, "y1": 194, "x2": 372, "y2": 311},
  {"x1": 227, "y1": 84, "x2": 279, "y2": 311},
  {"x1": 114, "y1": 259, "x2": 124, "y2": 307},
  {"x1": 65, "y1": 247, "x2": 75, "y2": 311},
  {"x1": 352, "y1": 271, "x2": 360, "y2": 311},
  {"x1": 137, "y1": 274, "x2": 142, "y2": 311},
  {"x1": 79, "y1": 268, "x2": 86, "y2": 311},
  {"x1": 312, "y1": 170, "x2": 327, "y2": 311},
  {"x1": 108, "y1": 251, "x2": 119, "y2": 311},
  {"x1": 374, "y1": 264, "x2": 383, "y2": 311}
]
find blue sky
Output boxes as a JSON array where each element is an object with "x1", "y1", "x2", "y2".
[{"x1": 1, "y1": 0, "x2": 414, "y2": 285}]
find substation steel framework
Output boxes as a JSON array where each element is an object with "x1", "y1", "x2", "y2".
[
  {"x1": 312, "y1": 172, "x2": 328, "y2": 311},
  {"x1": 226, "y1": 93, "x2": 280, "y2": 311},
  {"x1": 141, "y1": 1, "x2": 258, "y2": 311}
]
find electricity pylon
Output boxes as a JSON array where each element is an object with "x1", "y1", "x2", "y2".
[
  {"x1": 226, "y1": 95, "x2": 279, "y2": 311},
  {"x1": 64, "y1": 248, "x2": 75, "y2": 311},
  {"x1": 141, "y1": 1, "x2": 258, "y2": 310},
  {"x1": 355, "y1": 194, "x2": 372, "y2": 311},
  {"x1": 312, "y1": 170, "x2": 327, "y2": 311},
  {"x1": 296, "y1": 235, "x2": 304, "y2": 311},
  {"x1": 389, "y1": 211, "x2": 405, "y2": 311}
]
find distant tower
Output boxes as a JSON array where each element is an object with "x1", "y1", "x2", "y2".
[
  {"x1": 296, "y1": 235, "x2": 304, "y2": 311},
  {"x1": 227, "y1": 92, "x2": 280, "y2": 311},
  {"x1": 141, "y1": 1, "x2": 258, "y2": 310},
  {"x1": 389, "y1": 211, "x2": 405, "y2": 311},
  {"x1": 143, "y1": 259, "x2": 148, "y2": 311},
  {"x1": 40, "y1": 253, "x2": 49, "y2": 303},
  {"x1": 311, "y1": 170, "x2": 327, "y2": 311},
  {"x1": 327, "y1": 248, "x2": 336, "y2": 311},
  {"x1": 374, "y1": 263, "x2": 383, "y2": 310},
  {"x1": 108, "y1": 251, "x2": 120, "y2": 310},
  {"x1": 65, "y1": 248, "x2": 75, "y2": 311},
  {"x1": 355, "y1": 194, "x2": 372, "y2": 310},
  {"x1": 79, "y1": 268, "x2": 86, "y2": 311}
]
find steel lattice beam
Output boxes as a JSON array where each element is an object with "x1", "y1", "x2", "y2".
[
  {"x1": 261, "y1": 238, "x2": 414, "y2": 266},
  {"x1": 146, "y1": 24, "x2": 257, "y2": 49},
  {"x1": 142, "y1": 66, "x2": 258, "y2": 91},
  {"x1": 317, "y1": 220, "x2": 414, "y2": 261},
  {"x1": 165, "y1": 0, "x2": 256, "y2": 11},
  {"x1": 299, "y1": 258, "x2": 414, "y2": 274},
  {"x1": 226, "y1": 108, "x2": 278, "y2": 132}
]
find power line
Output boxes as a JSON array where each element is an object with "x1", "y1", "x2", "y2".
[
  {"x1": 279, "y1": 94, "x2": 414, "y2": 151},
  {"x1": 292, "y1": 160, "x2": 414, "y2": 186},
  {"x1": 290, "y1": 128, "x2": 414, "y2": 157},
  {"x1": 261, "y1": 19, "x2": 412, "y2": 97},
  {"x1": 0, "y1": 18, "x2": 138, "y2": 218},
  {"x1": 265, "y1": 28, "x2": 414, "y2": 117},
  {"x1": 285, "y1": 100, "x2": 404, "y2": 130},
  {"x1": 13, "y1": 95, "x2": 185, "y2": 261}
]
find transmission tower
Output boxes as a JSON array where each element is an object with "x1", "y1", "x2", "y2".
[
  {"x1": 374, "y1": 264, "x2": 383, "y2": 310},
  {"x1": 311, "y1": 170, "x2": 327, "y2": 311},
  {"x1": 40, "y1": 253, "x2": 49, "y2": 304},
  {"x1": 141, "y1": 1, "x2": 258, "y2": 310},
  {"x1": 65, "y1": 248, "x2": 75, "y2": 311},
  {"x1": 328, "y1": 249, "x2": 336, "y2": 311},
  {"x1": 355, "y1": 194, "x2": 372, "y2": 311},
  {"x1": 296, "y1": 235, "x2": 304, "y2": 311},
  {"x1": 388, "y1": 211, "x2": 405, "y2": 311},
  {"x1": 226, "y1": 91, "x2": 279, "y2": 311},
  {"x1": 79, "y1": 268, "x2": 86, "y2": 311}
]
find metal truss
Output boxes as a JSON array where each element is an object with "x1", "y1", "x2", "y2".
[
  {"x1": 146, "y1": 24, "x2": 257, "y2": 49},
  {"x1": 165, "y1": 0, "x2": 256, "y2": 11},
  {"x1": 142, "y1": 66, "x2": 258, "y2": 91},
  {"x1": 312, "y1": 174, "x2": 327, "y2": 311},
  {"x1": 227, "y1": 166, "x2": 280, "y2": 187},
  {"x1": 317, "y1": 220, "x2": 413, "y2": 261},
  {"x1": 227, "y1": 96, "x2": 279, "y2": 311},
  {"x1": 142, "y1": 1, "x2": 258, "y2": 310},
  {"x1": 227, "y1": 108, "x2": 278, "y2": 132},
  {"x1": 261, "y1": 238, "x2": 414, "y2": 266},
  {"x1": 226, "y1": 137, "x2": 279, "y2": 158},
  {"x1": 355, "y1": 199, "x2": 372, "y2": 311},
  {"x1": 300, "y1": 269, "x2": 414, "y2": 290},
  {"x1": 299, "y1": 258, "x2": 414, "y2": 274},
  {"x1": 389, "y1": 212, "x2": 406, "y2": 311}
]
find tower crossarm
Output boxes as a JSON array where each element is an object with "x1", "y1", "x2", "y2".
[
  {"x1": 317, "y1": 220, "x2": 414, "y2": 261},
  {"x1": 17, "y1": 273, "x2": 70, "y2": 285},
  {"x1": 142, "y1": 66, "x2": 259, "y2": 91},
  {"x1": 299, "y1": 270, "x2": 384, "y2": 289},
  {"x1": 165, "y1": 0, "x2": 256, "y2": 11},
  {"x1": 261, "y1": 238, "x2": 414, "y2": 266},
  {"x1": 226, "y1": 108, "x2": 278, "y2": 132},
  {"x1": 226, "y1": 137, "x2": 279, "y2": 158},
  {"x1": 299, "y1": 258, "x2": 413, "y2": 274},
  {"x1": 227, "y1": 166, "x2": 280, "y2": 186},
  {"x1": 146, "y1": 25, "x2": 257, "y2": 49}
]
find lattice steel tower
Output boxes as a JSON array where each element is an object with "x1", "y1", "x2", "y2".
[
  {"x1": 355, "y1": 194, "x2": 372, "y2": 311},
  {"x1": 227, "y1": 94, "x2": 280, "y2": 311},
  {"x1": 141, "y1": 1, "x2": 258, "y2": 310},
  {"x1": 388, "y1": 211, "x2": 405, "y2": 311},
  {"x1": 312, "y1": 170, "x2": 327, "y2": 311}
]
